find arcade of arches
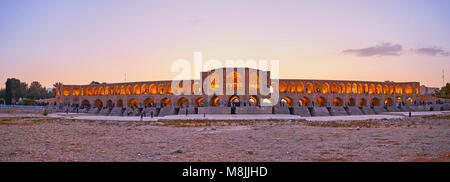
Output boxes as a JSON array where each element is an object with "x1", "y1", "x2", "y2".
[{"x1": 58, "y1": 68, "x2": 420, "y2": 110}]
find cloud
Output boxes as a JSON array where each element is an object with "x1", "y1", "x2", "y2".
[
  {"x1": 413, "y1": 47, "x2": 450, "y2": 56},
  {"x1": 342, "y1": 43, "x2": 402, "y2": 57}
]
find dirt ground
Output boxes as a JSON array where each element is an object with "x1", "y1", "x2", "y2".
[{"x1": 0, "y1": 114, "x2": 449, "y2": 162}]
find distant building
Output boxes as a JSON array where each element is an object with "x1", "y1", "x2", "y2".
[{"x1": 420, "y1": 85, "x2": 437, "y2": 96}]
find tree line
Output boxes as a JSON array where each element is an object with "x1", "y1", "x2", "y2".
[
  {"x1": 0, "y1": 78, "x2": 56, "y2": 105},
  {"x1": 433, "y1": 83, "x2": 450, "y2": 99}
]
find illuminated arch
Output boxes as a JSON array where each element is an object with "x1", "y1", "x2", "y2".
[
  {"x1": 133, "y1": 84, "x2": 141, "y2": 95},
  {"x1": 332, "y1": 97, "x2": 343, "y2": 107},
  {"x1": 279, "y1": 81, "x2": 287, "y2": 93},
  {"x1": 357, "y1": 83, "x2": 363, "y2": 94},
  {"x1": 347, "y1": 98, "x2": 355, "y2": 106},
  {"x1": 110, "y1": 86, "x2": 115, "y2": 95},
  {"x1": 195, "y1": 97, "x2": 205, "y2": 107},
  {"x1": 81, "y1": 88, "x2": 85, "y2": 96},
  {"x1": 128, "y1": 98, "x2": 138, "y2": 108},
  {"x1": 211, "y1": 95, "x2": 220, "y2": 107},
  {"x1": 330, "y1": 82, "x2": 338, "y2": 93},
  {"x1": 98, "y1": 86, "x2": 105, "y2": 96},
  {"x1": 249, "y1": 95, "x2": 258, "y2": 106},
  {"x1": 72, "y1": 88, "x2": 80, "y2": 96},
  {"x1": 104, "y1": 86, "x2": 109, "y2": 95},
  {"x1": 120, "y1": 85, "x2": 126, "y2": 95},
  {"x1": 95, "y1": 99, "x2": 103, "y2": 108},
  {"x1": 229, "y1": 95, "x2": 240, "y2": 105},
  {"x1": 406, "y1": 97, "x2": 413, "y2": 104},
  {"x1": 385, "y1": 98, "x2": 393, "y2": 106},
  {"x1": 288, "y1": 81, "x2": 296, "y2": 93},
  {"x1": 210, "y1": 72, "x2": 221, "y2": 90},
  {"x1": 115, "y1": 85, "x2": 120, "y2": 95},
  {"x1": 383, "y1": 84, "x2": 389, "y2": 95},
  {"x1": 149, "y1": 83, "x2": 156, "y2": 94},
  {"x1": 126, "y1": 85, "x2": 132, "y2": 95},
  {"x1": 281, "y1": 96, "x2": 293, "y2": 107},
  {"x1": 161, "y1": 98, "x2": 171, "y2": 108},
  {"x1": 364, "y1": 83, "x2": 369, "y2": 93},
  {"x1": 346, "y1": 83, "x2": 352, "y2": 94},
  {"x1": 352, "y1": 83, "x2": 357, "y2": 94},
  {"x1": 299, "y1": 97, "x2": 310, "y2": 106},
  {"x1": 92, "y1": 87, "x2": 98, "y2": 96},
  {"x1": 369, "y1": 84, "x2": 375, "y2": 94},
  {"x1": 314, "y1": 82, "x2": 322, "y2": 93},
  {"x1": 405, "y1": 84, "x2": 413, "y2": 94},
  {"x1": 157, "y1": 83, "x2": 165, "y2": 94},
  {"x1": 63, "y1": 87, "x2": 71, "y2": 96},
  {"x1": 177, "y1": 97, "x2": 188, "y2": 107},
  {"x1": 86, "y1": 87, "x2": 91, "y2": 96},
  {"x1": 389, "y1": 85, "x2": 394, "y2": 94},
  {"x1": 376, "y1": 84, "x2": 382, "y2": 95},
  {"x1": 339, "y1": 83, "x2": 346, "y2": 94},
  {"x1": 360, "y1": 98, "x2": 367, "y2": 107},
  {"x1": 144, "y1": 98, "x2": 154, "y2": 107},
  {"x1": 141, "y1": 84, "x2": 148, "y2": 94},
  {"x1": 305, "y1": 82, "x2": 313, "y2": 94},
  {"x1": 395, "y1": 85, "x2": 403, "y2": 95},
  {"x1": 166, "y1": 83, "x2": 173, "y2": 94},
  {"x1": 317, "y1": 96, "x2": 327, "y2": 107},
  {"x1": 371, "y1": 97, "x2": 380, "y2": 106},
  {"x1": 322, "y1": 82, "x2": 330, "y2": 94},
  {"x1": 297, "y1": 82, "x2": 304, "y2": 93}
]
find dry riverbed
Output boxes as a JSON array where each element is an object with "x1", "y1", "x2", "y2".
[{"x1": 0, "y1": 114, "x2": 449, "y2": 162}]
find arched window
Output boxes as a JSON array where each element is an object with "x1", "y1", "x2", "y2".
[
  {"x1": 322, "y1": 82, "x2": 330, "y2": 94},
  {"x1": 297, "y1": 82, "x2": 304, "y2": 93}
]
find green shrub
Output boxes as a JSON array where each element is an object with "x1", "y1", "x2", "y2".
[{"x1": 42, "y1": 110, "x2": 48, "y2": 116}]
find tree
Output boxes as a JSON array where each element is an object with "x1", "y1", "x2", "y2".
[
  {"x1": 27, "y1": 81, "x2": 45, "y2": 99},
  {"x1": 433, "y1": 83, "x2": 450, "y2": 99},
  {"x1": 5, "y1": 78, "x2": 27, "y2": 104},
  {"x1": 0, "y1": 88, "x2": 5, "y2": 98},
  {"x1": 90, "y1": 81, "x2": 100, "y2": 85}
]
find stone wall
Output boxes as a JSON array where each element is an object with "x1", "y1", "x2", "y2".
[
  {"x1": 312, "y1": 107, "x2": 330, "y2": 116},
  {"x1": 329, "y1": 107, "x2": 348, "y2": 116},
  {"x1": 197, "y1": 107, "x2": 231, "y2": 114},
  {"x1": 235, "y1": 106, "x2": 272, "y2": 114},
  {"x1": 293, "y1": 107, "x2": 311, "y2": 116},
  {"x1": 346, "y1": 106, "x2": 363, "y2": 115}
]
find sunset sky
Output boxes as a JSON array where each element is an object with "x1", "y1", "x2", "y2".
[{"x1": 1, "y1": 0, "x2": 449, "y2": 89}]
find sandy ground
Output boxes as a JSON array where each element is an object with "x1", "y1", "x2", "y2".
[
  {"x1": 0, "y1": 113, "x2": 449, "y2": 162},
  {"x1": 43, "y1": 113, "x2": 407, "y2": 122}
]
